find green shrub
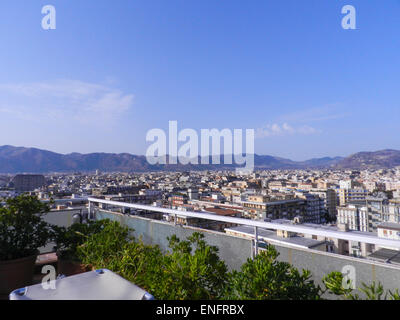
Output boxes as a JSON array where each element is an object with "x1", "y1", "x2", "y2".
[
  {"x1": 77, "y1": 225, "x2": 228, "y2": 300},
  {"x1": 76, "y1": 219, "x2": 163, "y2": 288},
  {"x1": 75, "y1": 219, "x2": 400, "y2": 301},
  {"x1": 119, "y1": 240, "x2": 164, "y2": 290},
  {"x1": 322, "y1": 271, "x2": 400, "y2": 300},
  {"x1": 0, "y1": 194, "x2": 53, "y2": 260},
  {"x1": 225, "y1": 246, "x2": 322, "y2": 300},
  {"x1": 53, "y1": 219, "x2": 114, "y2": 262},
  {"x1": 76, "y1": 220, "x2": 134, "y2": 270},
  {"x1": 143, "y1": 233, "x2": 229, "y2": 300}
]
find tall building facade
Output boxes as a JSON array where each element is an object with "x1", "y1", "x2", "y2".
[
  {"x1": 338, "y1": 198, "x2": 400, "y2": 233},
  {"x1": 337, "y1": 188, "x2": 369, "y2": 206},
  {"x1": 310, "y1": 189, "x2": 338, "y2": 221},
  {"x1": 337, "y1": 205, "x2": 369, "y2": 232},
  {"x1": 11, "y1": 174, "x2": 46, "y2": 192}
]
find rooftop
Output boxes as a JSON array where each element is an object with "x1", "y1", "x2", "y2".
[
  {"x1": 377, "y1": 222, "x2": 400, "y2": 232},
  {"x1": 367, "y1": 248, "x2": 400, "y2": 265},
  {"x1": 225, "y1": 225, "x2": 326, "y2": 250}
]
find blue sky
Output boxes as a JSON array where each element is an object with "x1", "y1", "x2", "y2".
[{"x1": 0, "y1": 0, "x2": 399, "y2": 160}]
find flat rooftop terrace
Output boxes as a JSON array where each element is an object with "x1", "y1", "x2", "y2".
[{"x1": 225, "y1": 225, "x2": 327, "y2": 250}]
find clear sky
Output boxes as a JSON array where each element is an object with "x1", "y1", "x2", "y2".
[{"x1": 0, "y1": 0, "x2": 399, "y2": 161}]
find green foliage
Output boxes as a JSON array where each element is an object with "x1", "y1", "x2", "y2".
[
  {"x1": 74, "y1": 219, "x2": 400, "y2": 301},
  {"x1": 76, "y1": 220, "x2": 135, "y2": 270},
  {"x1": 143, "y1": 233, "x2": 229, "y2": 300},
  {"x1": 387, "y1": 288, "x2": 400, "y2": 300},
  {"x1": 225, "y1": 246, "x2": 322, "y2": 300},
  {"x1": 322, "y1": 271, "x2": 354, "y2": 299},
  {"x1": 76, "y1": 226, "x2": 228, "y2": 300},
  {"x1": 0, "y1": 194, "x2": 53, "y2": 261},
  {"x1": 322, "y1": 271, "x2": 400, "y2": 300},
  {"x1": 76, "y1": 219, "x2": 165, "y2": 292},
  {"x1": 358, "y1": 282, "x2": 386, "y2": 300},
  {"x1": 119, "y1": 241, "x2": 164, "y2": 289},
  {"x1": 53, "y1": 219, "x2": 114, "y2": 262}
]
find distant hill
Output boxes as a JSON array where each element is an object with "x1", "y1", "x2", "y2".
[
  {"x1": 0, "y1": 145, "x2": 398, "y2": 173},
  {"x1": 335, "y1": 149, "x2": 400, "y2": 169},
  {"x1": 297, "y1": 157, "x2": 344, "y2": 169},
  {"x1": 0, "y1": 145, "x2": 150, "y2": 173}
]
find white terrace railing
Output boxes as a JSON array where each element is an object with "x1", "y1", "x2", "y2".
[{"x1": 88, "y1": 197, "x2": 400, "y2": 252}]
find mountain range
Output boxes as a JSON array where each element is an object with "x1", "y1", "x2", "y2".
[{"x1": 0, "y1": 145, "x2": 399, "y2": 173}]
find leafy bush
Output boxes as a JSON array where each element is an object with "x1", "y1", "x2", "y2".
[
  {"x1": 141, "y1": 233, "x2": 229, "y2": 300},
  {"x1": 322, "y1": 271, "x2": 400, "y2": 300},
  {"x1": 0, "y1": 194, "x2": 53, "y2": 261},
  {"x1": 322, "y1": 271, "x2": 354, "y2": 298},
  {"x1": 75, "y1": 219, "x2": 400, "y2": 301},
  {"x1": 76, "y1": 220, "x2": 134, "y2": 270},
  {"x1": 225, "y1": 246, "x2": 322, "y2": 300},
  {"x1": 117, "y1": 240, "x2": 164, "y2": 290},
  {"x1": 76, "y1": 220, "x2": 163, "y2": 288},
  {"x1": 53, "y1": 219, "x2": 114, "y2": 262},
  {"x1": 76, "y1": 224, "x2": 229, "y2": 300}
]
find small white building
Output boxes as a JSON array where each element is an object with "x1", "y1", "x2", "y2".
[
  {"x1": 377, "y1": 222, "x2": 400, "y2": 241},
  {"x1": 377, "y1": 222, "x2": 400, "y2": 251}
]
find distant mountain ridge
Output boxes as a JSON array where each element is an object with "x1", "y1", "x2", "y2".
[
  {"x1": 0, "y1": 145, "x2": 398, "y2": 173},
  {"x1": 335, "y1": 149, "x2": 400, "y2": 169}
]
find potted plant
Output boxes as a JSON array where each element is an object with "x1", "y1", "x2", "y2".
[
  {"x1": 0, "y1": 194, "x2": 53, "y2": 298},
  {"x1": 53, "y1": 219, "x2": 111, "y2": 276}
]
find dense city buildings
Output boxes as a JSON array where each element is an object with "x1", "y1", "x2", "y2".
[
  {"x1": 2, "y1": 166, "x2": 400, "y2": 262},
  {"x1": 2, "y1": 165, "x2": 400, "y2": 302}
]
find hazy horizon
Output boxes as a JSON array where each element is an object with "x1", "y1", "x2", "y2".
[{"x1": 2, "y1": 144, "x2": 400, "y2": 163}]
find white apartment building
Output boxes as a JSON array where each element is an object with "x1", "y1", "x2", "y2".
[
  {"x1": 338, "y1": 199, "x2": 400, "y2": 234},
  {"x1": 339, "y1": 180, "x2": 354, "y2": 190},
  {"x1": 337, "y1": 205, "x2": 369, "y2": 232},
  {"x1": 388, "y1": 199, "x2": 400, "y2": 223}
]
